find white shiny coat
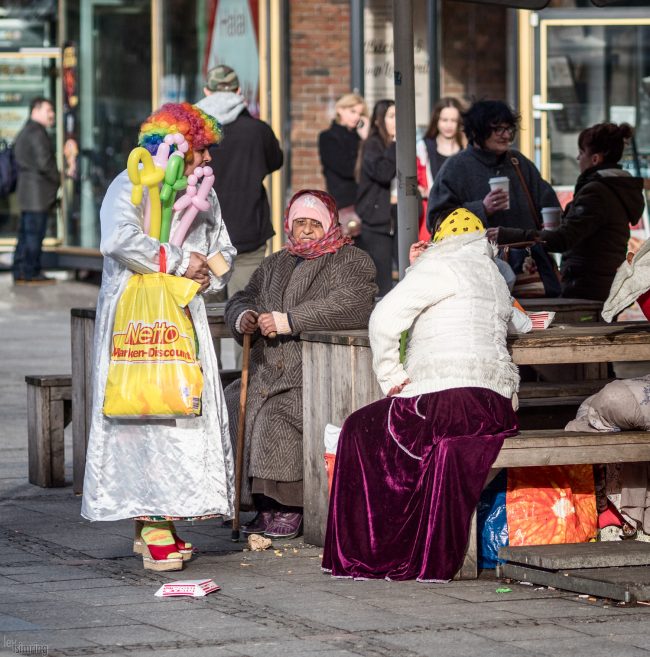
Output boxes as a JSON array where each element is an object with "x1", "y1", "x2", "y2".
[{"x1": 81, "y1": 170, "x2": 236, "y2": 521}]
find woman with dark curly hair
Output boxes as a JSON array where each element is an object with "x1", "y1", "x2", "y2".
[
  {"x1": 488, "y1": 122, "x2": 645, "y2": 301},
  {"x1": 427, "y1": 99, "x2": 560, "y2": 233}
]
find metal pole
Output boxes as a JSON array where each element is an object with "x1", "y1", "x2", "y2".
[
  {"x1": 427, "y1": 0, "x2": 441, "y2": 109},
  {"x1": 393, "y1": 0, "x2": 419, "y2": 279},
  {"x1": 350, "y1": 0, "x2": 364, "y2": 95}
]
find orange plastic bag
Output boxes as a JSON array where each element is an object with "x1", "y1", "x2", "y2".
[
  {"x1": 506, "y1": 465, "x2": 597, "y2": 546},
  {"x1": 103, "y1": 272, "x2": 203, "y2": 418},
  {"x1": 324, "y1": 453, "x2": 336, "y2": 495}
]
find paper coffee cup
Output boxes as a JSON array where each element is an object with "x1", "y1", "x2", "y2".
[
  {"x1": 488, "y1": 176, "x2": 510, "y2": 209},
  {"x1": 207, "y1": 252, "x2": 230, "y2": 277},
  {"x1": 541, "y1": 207, "x2": 561, "y2": 230}
]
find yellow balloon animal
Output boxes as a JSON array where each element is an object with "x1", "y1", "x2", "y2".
[{"x1": 127, "y1": 147, "x2": 165, "y2": 240}]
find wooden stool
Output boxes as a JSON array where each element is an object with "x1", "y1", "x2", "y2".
[{"x1": 26, "y1": 375, "x2": 72, "y2": 487}]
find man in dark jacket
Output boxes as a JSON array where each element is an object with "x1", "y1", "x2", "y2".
[
  {"x1": 195, "y1": 65, "x2": 283, "y2": 301},
  {"x1": 13, "y1": 97, "x2": 59, "y2": 285}
]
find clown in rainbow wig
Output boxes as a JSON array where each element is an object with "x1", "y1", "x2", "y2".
[
  {"x1": 81, "y1": 102, "x2": 237, "y2": 573},
  {"x1": 322, "y1": 206, "x2": 526, "y2": 582},
  {"x1": 138, "y1": 102, "x2": 222, "y2": 161}
]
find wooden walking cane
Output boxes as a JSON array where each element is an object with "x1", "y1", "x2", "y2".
[{"x1": 232, "y1": 332, "x2": 251, "y2": 541}]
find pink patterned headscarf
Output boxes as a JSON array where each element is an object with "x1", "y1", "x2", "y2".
[
  {"x1": 287, "y1": 193, "x2": 332, "y2": 233},
  {"x1": 284, "y1": 190, "x2": 352, "y2": 259}
]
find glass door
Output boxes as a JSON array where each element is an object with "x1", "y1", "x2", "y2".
[
  {"x1": 0, "y1": 15, "x2": 59, "y2": 245},
  {"x1": 71, "y1": 0, "x2": 151, "y2": 248},
  {"x1": 536, "y1": 16, "x2": 650, "y2": 230}
]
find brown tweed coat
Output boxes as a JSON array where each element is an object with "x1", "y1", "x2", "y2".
[{"x1": 224, "y1": 244, "x2": 377, "y2": 490}]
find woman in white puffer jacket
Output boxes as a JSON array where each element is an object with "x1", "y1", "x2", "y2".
[{"x1": 323, "y1": 208, "x2": 522, "y2": 583}]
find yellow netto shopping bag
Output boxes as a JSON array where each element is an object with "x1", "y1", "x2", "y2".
[{"x1": 103, "y1": 272, "x2": 203, "y2": 418}]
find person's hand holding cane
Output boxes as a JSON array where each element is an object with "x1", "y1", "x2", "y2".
[{"x1": 258, "y1": 312, "x2": 278, "y2": 339}]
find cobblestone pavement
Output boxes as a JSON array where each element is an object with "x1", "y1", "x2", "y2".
[{"x1": 2, "y1": 272, "x2": 650, "y2": 657}]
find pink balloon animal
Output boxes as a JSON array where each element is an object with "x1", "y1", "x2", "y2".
[{"x1": 169, "y1": 166, "x2": 215, "y2": 246}]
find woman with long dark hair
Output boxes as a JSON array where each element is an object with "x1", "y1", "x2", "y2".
[
  {"x1": 354, "y1": 99, "x2": 397, "y2": 296},
  {"x1": 416, "y1": 97, "x2": 466, "y2": 239}
]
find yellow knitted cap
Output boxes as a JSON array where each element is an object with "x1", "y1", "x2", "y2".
[{"x1": 433, "y1": 208, "x2": 484, "y2": 242}]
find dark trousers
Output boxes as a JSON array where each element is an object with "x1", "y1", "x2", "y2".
[
  {"x1": 13, "y1": 211, "x2": 49, "y2": 280},
  {"x1": 356, "y1": 229, "x2": 397, "y2": 297}
]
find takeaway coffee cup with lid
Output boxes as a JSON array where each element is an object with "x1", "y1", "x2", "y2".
[
  {"x1": 541, "y1": 207, "x2": 561, "y2": 230},
  {"x1": 488, "y1": 176, "x2": 510, "y2": 209}
]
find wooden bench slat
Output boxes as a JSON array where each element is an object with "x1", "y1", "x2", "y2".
[
  {"x1": 518, "y1": 379, "x2": 612, "y2": 399},
  {"x1": 505, "y1": 429, "x2": 650, "y2": 448},
  {"x1": 493, "y1": 429, "x2": 650, "y2": 468},
  {"x1": 25, "y1": 374, "x2": 72, "y2": 388},
  {"x1": 494, "y1": 445, "x2": 650, "y2": 469}
]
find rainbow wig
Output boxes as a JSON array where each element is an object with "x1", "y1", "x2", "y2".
[{"x1": 138, "y1": 102, "x2": 222, "y2": 158}]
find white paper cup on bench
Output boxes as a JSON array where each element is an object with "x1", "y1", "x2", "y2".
[
  {"x1": 488, "y1": 176, "x2": 510, "y2": 209},
  {"x1": 541, "y1": 207, "x2": 561, "y2": 231}
]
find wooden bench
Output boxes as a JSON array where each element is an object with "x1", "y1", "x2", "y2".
[
  {"x1": 301, "y1": 323, "x2": 650, "y2": 580},
  {"x1": 518, "y1": 379, "x2": 612, "y2": 408},
  {"x1": 26, "y1": 375, "x2": 72, "y2": 488},
  {"x1": 458, "y1": 428, "x2": 650, "y2": 579}
]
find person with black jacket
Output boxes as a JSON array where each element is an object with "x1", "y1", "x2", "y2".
[
  {"x1": 195, "y1": 65, "x2": 283, "y2": 301},
  {"x1": 489, "y1": 123, "x2": 645, "y2": 301},
  {"x1": 318, "y1": 93, "x2": 368, "y2": 209},
  {"x1": 13, "y1": 97, "x2": 59, "y2": 285},
  {"x1": 354, "y1": 99, "x2": 396, "y2": 296}
]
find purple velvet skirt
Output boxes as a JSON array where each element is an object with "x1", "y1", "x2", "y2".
[{"x1": 322, "y1": 387, "x2": 519, "y2": 582}]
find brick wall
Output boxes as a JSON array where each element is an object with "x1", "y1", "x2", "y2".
[
  {"x1": 288, "y1": 0, "x2": 352, "y2": 193},
  {"x1": 286, "y1": 0, "x2": 508, "y2": 194},
  {"x1": 441, "y1": 0, "x2": 507, "y2": 102}
]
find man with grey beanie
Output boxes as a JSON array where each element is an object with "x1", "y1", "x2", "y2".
[{"x1": 196, "y1": 65, "x2": 283, "y2": 358}]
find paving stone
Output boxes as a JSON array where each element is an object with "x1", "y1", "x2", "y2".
[
  {"x1": 468, "y1": 619, "x2": 589, "y2": 642},
  {"x1": 509, "y1": 635, "x2": 650, "y2": 657},
  {"x1": 363, "y1": 599, "x2": 528, "y2": 628},
  {"x1": 438, "y1": 581, "x2": 569, "y2": 603},
  {"x1": 0, "y1": 600, "x2": 141, "y2": 630},
  {"x1": 555, "y1": 613, "x2": 650, "y2": 637},
  {"x1": 241, "y1": 595, "x2": 431, "y2": 633},
  {"x1": 230, "y1": 640, "x2": 364, "y2": 657},
  {"x1": 107, "y1": 647, "x2": 241, "y2": 657},
  {"x1": 608, "y1": 633, "x2": 650, "y2": 651},
  {"x1": 3, "y1": 564, "x2": 101, "y2": 583},
  {"x1": 488, "y1": 597, "x2": 626, "y2": 619},
  {"x1": 0, "y1": 628, "x2": 96, "y2": 651},
  {"x1": 28, "y1": 576, "x2": 139, "y2": 592},
  {"x1": 0, "y1": 613, "x2": 41, "y2": 631},
  {"x1": 375, "y1": 627, "x2": 547, "y2": 657}
]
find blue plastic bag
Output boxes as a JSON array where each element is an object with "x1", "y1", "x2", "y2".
[{"x1": 477, "y1": 469, "x2": 508, "y2": 568}]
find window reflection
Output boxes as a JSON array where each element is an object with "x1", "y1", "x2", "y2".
[{"x1": 546, "y1": 23, "x2": 650, "y2": 186}]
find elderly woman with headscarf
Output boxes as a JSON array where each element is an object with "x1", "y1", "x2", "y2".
[
  {"x1": 323, "y1": 208, "x2": 520, "y2": 582},
  {"x1": 82, "y1": 103, "x2": 236, "y2": 572},
  {"x1": 224, "y1": 190, "x2": 377, "y2": 539}
]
